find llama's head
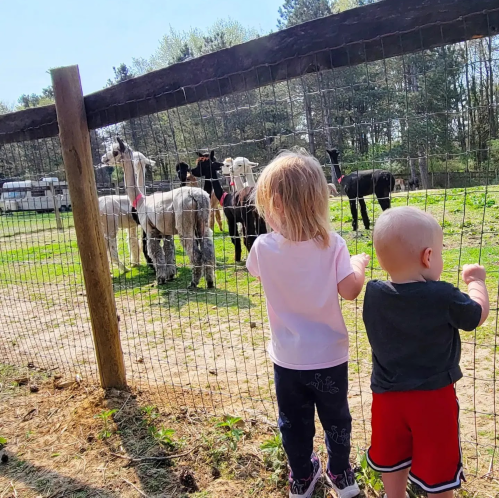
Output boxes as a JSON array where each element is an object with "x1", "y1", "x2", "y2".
[
  {"x1": 326, "y1": 149, "x2": 340, "y2": 165},
  {"x1": 221, "y1": 158, "x2": 233, "y2": 176},
  {"x1": 192, "y1": 150, "x2": 223, "y2": 179},
  {"x1": 222, "y1": 157, "x2": 257, "y2": 177},
  {"x1": 101, "y1": 137, "x2": 132, "y2": 166},
  {"x1": 175, "y1": 162, "x2": 191, "y2": 186}
]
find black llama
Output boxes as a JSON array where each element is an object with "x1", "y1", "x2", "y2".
[
  {"x1": 191, "y1": 151, "x2": 267, "y2": 261},
  {"x1": 326, "y1": 149, "x2": 395, "y2": 231}
]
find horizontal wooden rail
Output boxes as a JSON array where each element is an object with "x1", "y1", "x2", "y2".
[{"x1": 1, "y1": 0, "x2": 498, "y2": 144}]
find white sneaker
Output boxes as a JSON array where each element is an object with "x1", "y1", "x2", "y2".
[
  {"x1": 289, "y1": 453, "x2": 322, "y2": 498},
  {"x1": 325, "y1": 468, "x2": 360, "y2": 498}
]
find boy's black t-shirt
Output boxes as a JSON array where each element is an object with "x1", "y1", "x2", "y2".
[{"x1": 363, "y1": 280, "x2": 482, "y2": 393}]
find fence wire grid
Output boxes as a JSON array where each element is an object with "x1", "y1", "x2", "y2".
[{"x1": 1, "y1": 3, "x2": 499, "y2": 480}]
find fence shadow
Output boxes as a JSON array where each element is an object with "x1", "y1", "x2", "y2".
[
  {"x1": 105, "y1": 391, "x2": 191, "y2": 497},
  {"x1": 0, "y1": 453, "x2": 120, "y2": 497}
]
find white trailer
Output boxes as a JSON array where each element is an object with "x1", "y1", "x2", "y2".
[{"x1": 0, "y1": 180, "x2": 72, "y2": 213}]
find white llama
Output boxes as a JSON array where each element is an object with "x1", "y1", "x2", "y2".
[
  {"x1": 102, "y1": 138, "x2": 215, "y2": 288},
  {"x1": 96, "y1": 151, "x2": 155, "y2": 273},
  {"x1": 222, "y1": 157, "x2": 258, "y2": 191}
]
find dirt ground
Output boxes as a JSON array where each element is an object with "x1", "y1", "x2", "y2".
[{"x1": 0, "y1": 367, "x2": 498, "y2": 498}]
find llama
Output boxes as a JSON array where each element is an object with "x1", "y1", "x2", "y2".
[
  {"x1": 202, "y1": 154, "x2": 266, "y2": 261},
  {"x1": 328, "y1": 184, "x2": 339, "y2": 197},
  {"x1": 96, "y1": 151, "x2": 154, "y2": 272},
  {"x1": 190, "y1": 151, "x2": 224, "y2": 196},
  {"x1": 102, "y1": 138, "x2": 215, "y2": 288},
  {"x1": 187, "y1": 151, "x2": 266, "y2": 261},
  {"x1": 326, "y1": 148, "x2": 395, "y2": 231},
  {"x1": 176, "y1": 161, "x2": 223, "y2": 231},
  {"x1": 394, "y1": 178, "x2": 406, "y2": 192},
  {"x1": 222, "y1": 157, "x2": 258, "y2": 190}
]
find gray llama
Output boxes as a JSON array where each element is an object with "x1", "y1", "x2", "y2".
[{"x1": 101, "y1": 138, "x2": 215, "y2": 288}]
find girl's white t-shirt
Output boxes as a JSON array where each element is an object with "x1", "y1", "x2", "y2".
[{"x1": 246, "y1": 231, "x2": 354, "y2": 370}]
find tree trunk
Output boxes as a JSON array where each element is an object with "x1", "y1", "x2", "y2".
[
  {"x1": 418, "y1": 155, "x2": 429, "y2": 189},
  {"x1": 409, "y1": 157, "x2": 418, "y2": 181},
  {"x1": 304, "y1": 92, "x2": 315, "y2": 156}
]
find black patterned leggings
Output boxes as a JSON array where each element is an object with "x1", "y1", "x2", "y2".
[{"x1": 273, "y1": 362, "x2": 352, "y2": 479}]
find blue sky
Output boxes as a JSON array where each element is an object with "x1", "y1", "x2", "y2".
[{"x1": 0, "y1": 0, "x2": 283, "y2": 105}]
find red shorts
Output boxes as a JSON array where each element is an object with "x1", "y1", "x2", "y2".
[{"x1": 367, "y1": 384, "x2": 463, "y2": 493}]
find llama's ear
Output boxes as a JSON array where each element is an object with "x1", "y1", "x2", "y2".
[
  {"x1": 116, "y1": 137, "x2": 126, "y2": 152},
  {"x1": 175, "y1": 163, "x2": 180, "y2": 172},
  {"x1": 196, "y1": 152, "x2": 203, "y2": 157},
  {"x1": 210, "y1": 150, "x2": 215, "y2": 160}
]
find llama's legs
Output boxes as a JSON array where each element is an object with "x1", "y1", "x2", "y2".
[
  {"x1": 107, "y1": 235, "x2": 129, "y2": 273},
  {"x1": 359, "y1": 198, "x2": 370, "y2": 230},
  {"x1": 142, "y1": 228, "x2": 153, "y2": 268},
  {"x1": 201, "y1": 228, "x2": 215, "y2": 289},
  {"x1": 349, "y1": 198, "x2": 359, "y2": 231},
  {"x1": 163, "y1": 235, "x2": 176, "y2": 281},
  {"x1": 244, "y1": 211, "x2": 257, "y2": 254},
  {"x1": 215, "y1": 208, "x2": 223, "y2": 232},
  {"x1": 147, "y1": 228, "x2": 168, "y2": 284},
  {"x1": 227, "y1": 213, "x2": 242, "y2": 262},
  {"x1": 128, "y1": 225, "x2": 140, "y2": 267},
  {"x1": 179, "y1": 233, "x2": 203, "y2": 288},
  {"x1": 209, "y1": 210, "x2": 215, "y2": 231},
  {"x1": 175, "y1": 209, "x2": 203, "y2": 288}
]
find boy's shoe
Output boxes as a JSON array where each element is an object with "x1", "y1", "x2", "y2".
[
  {"x1": 289, "y1": 453, "x2": 322, "y2": 498},
  {"x1": 325, "y1": 468, "x2": 360, "y2": 498},
  {"x1": 383, "y1": 494, "x2": 409, "y2": 498}
]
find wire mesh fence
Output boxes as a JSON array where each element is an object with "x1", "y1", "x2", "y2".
[{"x1": 1, "y1": 0, "x2": 498, "y2": 481}]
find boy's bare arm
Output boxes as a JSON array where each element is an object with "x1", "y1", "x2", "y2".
[
  {"x1": 338, "y1": 253, "x2": 370, "y2": 301},
  {"x1": 462, "y1": 264, "x2": 489, "y2": 327}
]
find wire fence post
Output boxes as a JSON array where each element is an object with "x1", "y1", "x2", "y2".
[
  {"x1": 51, "y1": 65, "x2": 127, "y2": 389},
  {"x1": 49, "y1": 183, "x2": 64, "y2": 231}
]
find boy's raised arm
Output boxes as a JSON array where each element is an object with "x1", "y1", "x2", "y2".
[{"x1": 462, "y1": 264, "x2": 489, "y2": 327}]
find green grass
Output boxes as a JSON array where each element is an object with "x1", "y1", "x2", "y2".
[{"x1": 1, "y1": 188, "x2": 498, "y2": 475}]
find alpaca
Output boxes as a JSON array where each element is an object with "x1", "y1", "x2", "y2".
[
  {"x1": 328, "y1": 183, "x2": 339, "y2": 197},
  {"x1": 96, "y1": 152, "x2": 154, "y2": 272},
  {"x1": 326, "y1": 148, "x2": 395, "y2": 231},
  {"x1": 102, "y1": 138, "x2": 215, "y2": 288},
  {"x1": 198, "y1": 154, "x2": 266, "y2": 262},
  {"x1": 222, "y1": 157, "x2": 258, "y2": 190},
  {"x1": 176, "y1": 161, "x2": 223, "y2": 231},
  {"x1": 190, "y1": 151, "x2": 224, "y2": 195},
  {"x1": 394, "y1": 178, "x2": 406, "y2": 192}
]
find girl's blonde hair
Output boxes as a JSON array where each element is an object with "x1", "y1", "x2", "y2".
[{"x1": 255, "y1": 149, "x2": 331, "y2": 248}]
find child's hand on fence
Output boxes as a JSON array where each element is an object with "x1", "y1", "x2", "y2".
[
  {"x1": 462, "y1": 264, "x2": 486, "y2": 284},
  {"x1": 351, "y1": 253, "x2": 370, "y2": 271}
]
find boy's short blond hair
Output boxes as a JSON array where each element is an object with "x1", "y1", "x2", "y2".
[
  {"x1": 374, "y1": 207, "x2": 442, "y2": 273},
  {"x1": 255, "y1": 149, "x2": 331, "y2": 248}
]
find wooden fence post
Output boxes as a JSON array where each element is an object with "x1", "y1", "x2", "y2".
[{"x1": 51, "y1": 65, "x2": 126, "y2": 389}]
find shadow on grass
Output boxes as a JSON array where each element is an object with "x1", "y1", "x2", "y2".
[
  {"x1": 0, "y1": 390, "x2": 194, "y2": 497},
  {"x1": 112, "y1": 262, "x2": 254, "y2": 312}
]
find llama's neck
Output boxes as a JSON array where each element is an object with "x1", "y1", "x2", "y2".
[
  {"x1": 245, "y1": 170, "x2": 256, "y2": 187},
  {"x1": 232, "y1": 174, "x2": 245, "y2": 191},
  {"x1": 133, "y1": 157, "x2": 146, "y2": 191},
  {"x1": 333, "y1": 162, "x2": 342, "y2": 183},
  {"x1": 122, "y1": 150, "x2": 143, "y2": 206}
]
